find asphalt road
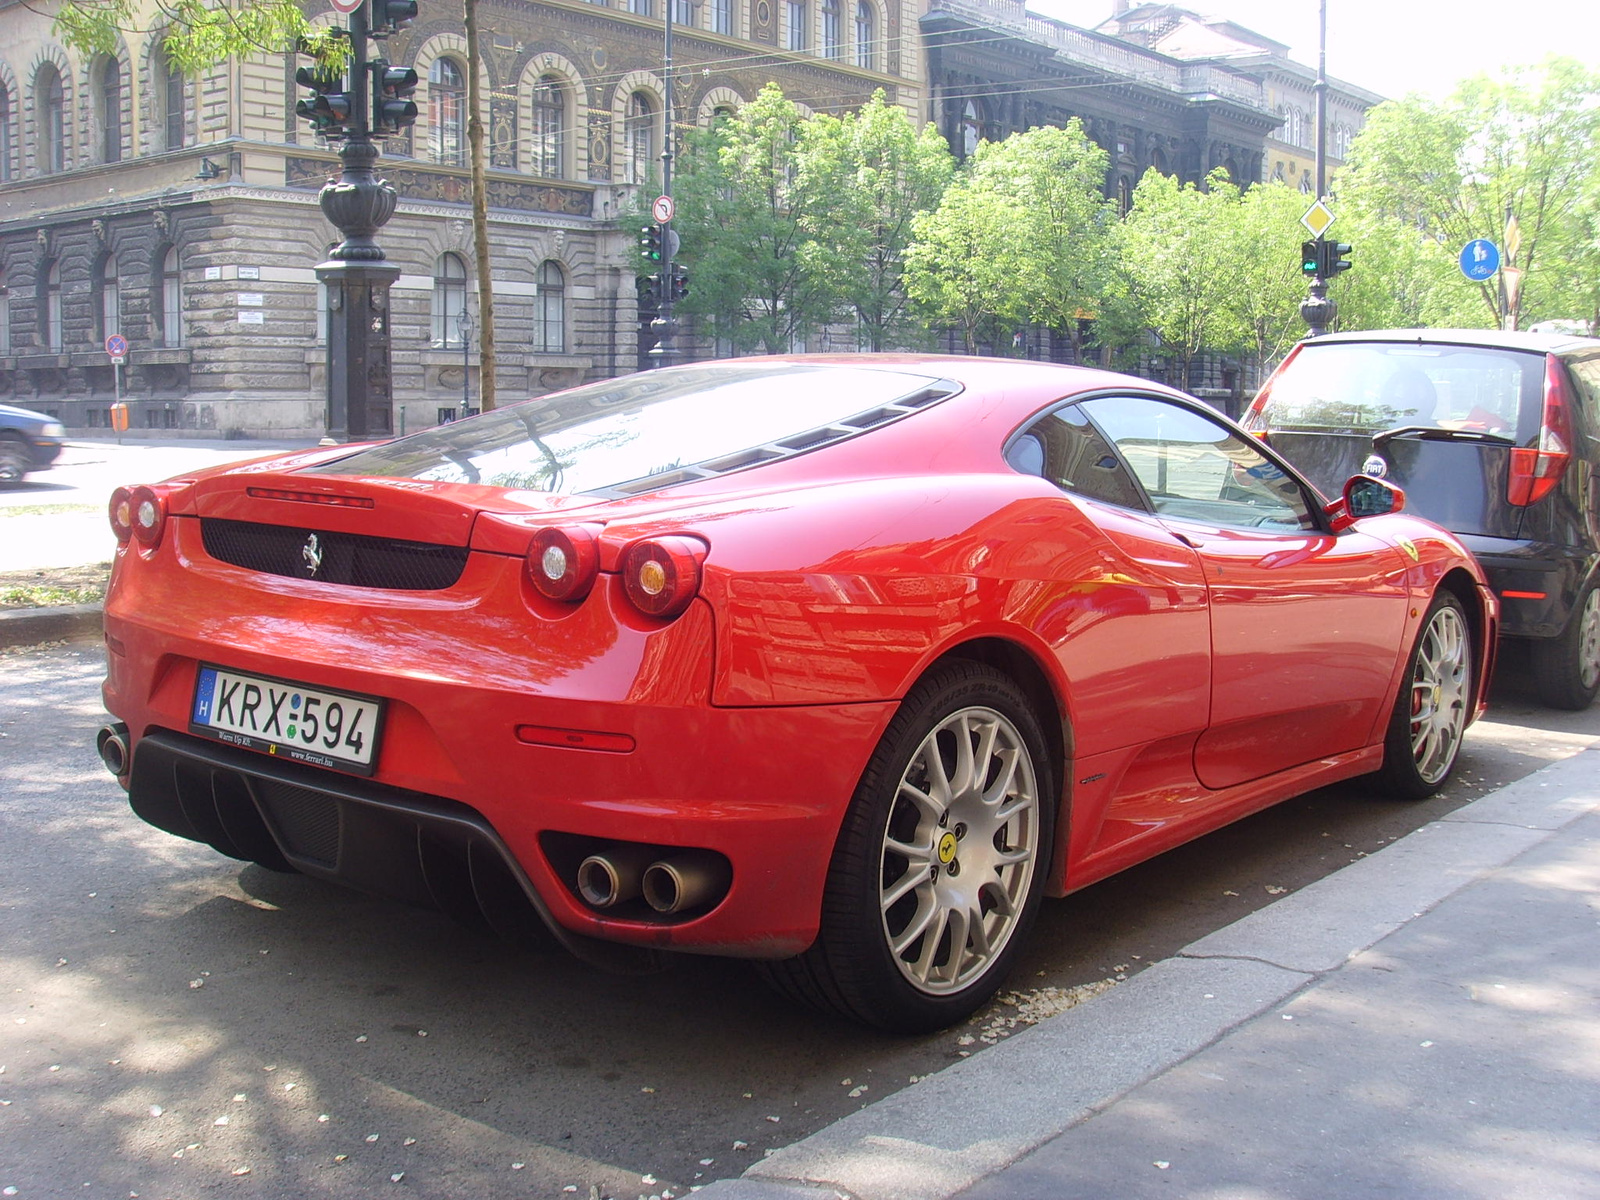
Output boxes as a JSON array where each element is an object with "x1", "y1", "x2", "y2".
[{"x1": 2, "y1": 635, "x2": 1596, "y2": 1200}]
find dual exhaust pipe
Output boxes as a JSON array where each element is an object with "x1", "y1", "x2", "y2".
[{"x1": 576, "y1": 844, "x2": 731, "y2": 915}]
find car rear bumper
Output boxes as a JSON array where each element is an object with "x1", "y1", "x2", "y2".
[
  {"x1": 101, "y1": 529, "x2": 894, "y2": 959},
  {"x1": 1457, "y1": 535, "x2": 1595, "y2": 639}
]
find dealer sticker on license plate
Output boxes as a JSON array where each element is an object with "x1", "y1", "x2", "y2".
[{"x1": 190, "y1": 664, "x2": 385, "y2": 775}]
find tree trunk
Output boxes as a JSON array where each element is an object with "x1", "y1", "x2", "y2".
[{"x1": 464, "y1": 0, "x2": 497, "y2": 411}]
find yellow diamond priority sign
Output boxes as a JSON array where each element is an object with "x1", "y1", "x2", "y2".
[{"x1": 1301, "y1": 200, "x2": 1336, "y2": 238}]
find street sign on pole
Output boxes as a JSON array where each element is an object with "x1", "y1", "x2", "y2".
[
  {"x1": 329, "y1": 0, "x2": 363, "y2": 14},
  {"x1": 105, "y1": 334, "x2": 128, "y2": 358},
  {"x1": 1300, "y1": 199, "x2": 1335, "y2": 238},
  {"x1": 1460, "y1": 239, "x2": 1500, "y2": 282},
  {"x1": 652, "y1": 194, "x2": 675, "y2": 224}
]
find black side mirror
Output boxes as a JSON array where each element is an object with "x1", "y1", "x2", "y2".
[{"x1": 1326, "y1": 474, "x2": 1405, "y2": 532}]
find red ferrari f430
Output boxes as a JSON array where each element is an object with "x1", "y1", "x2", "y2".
[{"x1": 98, "y1": 357, "x2": 1496, "y2": 1031}]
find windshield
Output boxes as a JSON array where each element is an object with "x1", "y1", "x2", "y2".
[
  {"x1": 1260, "y1": 343, "x2": 1544, "y2": 439},
  {"x1": 310, "y1": 363, "x2": 952, "y2": 495}
]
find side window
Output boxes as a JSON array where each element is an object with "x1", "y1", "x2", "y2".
[
  {"x1": 1080, "y1": 395, "x2": 1317, "y2": 531},
  {"x1": 1011, "y1": 404, "x2": 1146, "y2": 510}
]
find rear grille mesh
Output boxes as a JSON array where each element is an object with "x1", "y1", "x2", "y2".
[
  {"x1": 201, "y1": 518, "x2": 468, "y2": 590},
  {"x1": 254, "y1": 780, "x2": 342, "y2": 867}
]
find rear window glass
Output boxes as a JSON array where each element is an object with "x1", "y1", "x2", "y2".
[
  {"x1": 309, "y1": 363, "x2": 952, "y2": 495},
  {"x1": 1259, "y1": 342, "x2": 1545, "y2": 438}
]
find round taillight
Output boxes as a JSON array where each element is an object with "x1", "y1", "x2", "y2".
[
  {"x1": 129, "y1": 485, "x2": 166, "y2": 548},
  {"x1": 622, "y1": 536, "x2": 706, "y2": 619},
  {"x1": 109, "y1": 487, "x2": 134, "y2": 544},
  {"x1": 526, "y1": 525, "x2": 600, "y2": 602}
]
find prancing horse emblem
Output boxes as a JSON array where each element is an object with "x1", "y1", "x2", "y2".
[{"x1": 302, "y1": 533, "x2": 324, "y2": 577}]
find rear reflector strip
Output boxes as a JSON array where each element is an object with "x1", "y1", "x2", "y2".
[
  {"x1": 515, "y1": 725, "x2": 636, "y2": 754},
  {"x1": 1500, "y1": 590, "x2": 1547, "y2": 600},
  {"x1": 247, "y1": 487, "x2": 376, "y2": 508}
]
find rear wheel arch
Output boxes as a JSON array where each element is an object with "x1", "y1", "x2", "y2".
[
  {"x1": 930, "y1": 636, "x2": 1071, "y2": 787},
  {"x1": 1437, "y1": 567, "x2": 1490, "y2": 711}
]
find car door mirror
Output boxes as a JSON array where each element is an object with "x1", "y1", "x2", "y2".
[{"x1": 1327, "y1": 474, "x2": 1405, "y2": 532}]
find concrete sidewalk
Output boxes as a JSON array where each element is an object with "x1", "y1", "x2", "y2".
[{"x1": 696, "y1": 747, "x2": 1600, "y2": 1200}]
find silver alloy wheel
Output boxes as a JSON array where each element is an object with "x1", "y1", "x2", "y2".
[
  {"x1": 878, "y1": 705, "x2": 1040, "y2": 995},
  {"x1": 1407, "y1": 604, "x2": 1471, "y2": 784},
  {"x1": 1577, "y1": 587, "x2": 1600, "y2": 693}
]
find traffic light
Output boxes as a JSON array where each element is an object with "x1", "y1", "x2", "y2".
[
  {"x1": 637, "y1": 273, "x2": 663, "y2": 302},
  {"x1": 372, "y1": 63, "x2": 420, "y2": 134},
  {"x1": 1325, "y1": 241, "x2": 1353, "y2": 277},
  {"x1": 370, "y1": 0, "x2": 418, "y2": 36},
  {"x1": 295, "y1": 64, "x2": 352, "y2": 138},
  {"x1": 1300, "y1": 240, "x2": 1320, "y2": 277},
  {"x1": 638, "y1": 224, "x2": 664, "y2": 265},
  {"x1": 669, "y1": 263, "x2": 689, "y2": 302}
]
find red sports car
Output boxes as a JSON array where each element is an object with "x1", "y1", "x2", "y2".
[{"x1": 98, "y1": 356, "x2": 1496, "y2": 1032}]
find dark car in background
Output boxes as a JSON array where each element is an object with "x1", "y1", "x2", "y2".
[
  {"x1": 0, "y1": 403, "x2": 66, "y2": 483},
  {"x1": 1243, "y1": 329, "x2": 1600, "y2": 710}
]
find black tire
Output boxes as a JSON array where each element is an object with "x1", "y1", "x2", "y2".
[
  {"x1": 0, "y1": 438, "x2": 28, "y2": 486},
  {"x1": 1530, "y1": 581, "x2": 1600, "y2": 711},
  {"x1": 758, "y1": 660, "x2": 1056, "y2": 1033},
  {"x1": 1374, "y1": 591, "x2": 1473, "y2": 800}
]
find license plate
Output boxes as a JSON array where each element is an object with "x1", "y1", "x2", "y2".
[{"x1": 190, "y1": 664, "x2": 385, "y2": 776}]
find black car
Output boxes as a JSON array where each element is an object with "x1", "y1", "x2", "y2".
[
  {"x1": 0, "y1": 402, "x2": 66, "y2": 483},
  {"x1": 1243, "y1": 328, "x2": 1600, "y2": 710}
]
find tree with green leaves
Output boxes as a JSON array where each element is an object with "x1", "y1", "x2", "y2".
[
  {"x1": 905, "y1": 122, "x2": 1114, "y2": 358},
  {"x1": 673, "y1": 84, "x2": 840, "y2": 354},
  {"x1": 902, "y1": 163, "x2": 1023, "y2": 355},
  {"x1": 1106, "y1": 169, "x2": 1247, "y2": 388},
  {"x1": 1338, "y1": 58, "x2": 1600, "y2": 331},
  {"x1": 799, "y1": 91, "x2": 955, "y2": 351}
]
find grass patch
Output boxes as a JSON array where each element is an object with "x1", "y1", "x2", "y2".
[
  {"x1": 0, "y1": 564, "x2": 110, "y2": 609},
  {"x1": 0, "y1": 504, "x2": 100, "y2": 517}
]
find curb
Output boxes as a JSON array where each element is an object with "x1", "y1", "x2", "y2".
[
  {"x1": 694, "y1": 744, "x2": 1600, "y2": 1200},
  {"x1": 0, "y1": 602, "x2": 104, "y2": 649}
]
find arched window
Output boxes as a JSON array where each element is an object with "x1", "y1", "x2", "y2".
[
  {"x1": 99, "y1": 58, "x2": 122, "y2": 163},
  {"x1": 156, "y1": 52, "x2": 185, "y2": 151},
  {"x1": 158, "y1": 245, "x2": 183, "y2": 348},
  {"x1": 430, "y1": 58, "x2": 466, "y2": 166},
  {"x1": 712, "y1": 0, "x2": 733, "y2": 35},
  {"x1": 1150, "y1": 147, "x2": 1168, "y2": 175},
  {"x1": 433, "y1": 252, "x2": 468, "y2": 346},
  {"x1": 854, "y1": 1, "x2": 875, "y2": 68},
  {"x1": 821, "y1": 0, "x2": 841, "y2": 58},
  {"x1": 532, "y1": 75, "x2": 566, "y2": 179},
  {"x1": 534, "y1": 260, "x2": 565, "y2": 353},
  {"x1": 787, "y1": 0, "x2": 807, "y2": 50},
  {"x1": 625, "y1": 91, "x2": 656, "y2": 186},
  {"x1": 38, "y1": 65, "x2": 66, "y2": 173},
  {"x1": 42, "y1": 260, "x2": 63, "y2": 351},
  {"x1": 960, "y1": 99, "x2": 982, "y2": 159},
  {"x1": 98, "y1": 252, "x2": 121, "y2": 339},
  {"x1": 1117, "y1": 174, "x2": 1133, "y2": 215}
]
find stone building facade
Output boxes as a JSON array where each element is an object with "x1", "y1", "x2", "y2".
[
  {"x1": 1093, "y1": 3, "x2": 1380, "y2": 191},
  {"x1": 0, "y1": 0, "x2": 916, "y2": 438}
]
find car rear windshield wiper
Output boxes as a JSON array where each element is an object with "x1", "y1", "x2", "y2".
[{"x1": 1372, "y1": 424, "x2": 1516, "y2": 447}]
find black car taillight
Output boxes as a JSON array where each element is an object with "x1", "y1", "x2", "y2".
[
  {"x1": 1241, "y1": 343, "x2": 1303, "y2": 441},
  {"x1": 1507, "y1": 355, "x2": 1574, "y2": 507}
]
